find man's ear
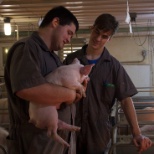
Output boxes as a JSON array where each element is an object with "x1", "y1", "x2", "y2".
[
  {"x1": 51, "y1": 17, "x2": 59, "y2": 28},
  {"x1": 89, "y1": 26, "x2": 94, "y2": 31},
  {"x1": 108, "y1": 36, "x2": 112, "y2": 42}
]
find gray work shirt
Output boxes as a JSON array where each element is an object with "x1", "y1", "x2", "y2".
[
  {"x1": 4, "y1": 32, "x2": 72, "y2": 154},
  {"x1": 64, "y1": 44, "x2": 138, "y2": 154}
]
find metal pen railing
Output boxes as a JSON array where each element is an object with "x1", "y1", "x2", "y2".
[{"x1": 109, "y1": 89, "x2": 154, "y2": 154}]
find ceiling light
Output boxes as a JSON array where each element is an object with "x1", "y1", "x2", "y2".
[
  {"x1": 38, "y1": 17, "x2": 43, "y2": 26},
  {"x1": 125, "y1": 1, "x2": 133, "y2": 33},
  {"x1": 4, "y1": 17, "x2": 11, "y2": 36}
]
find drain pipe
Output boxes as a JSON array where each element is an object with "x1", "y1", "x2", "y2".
[{"x1": 121, "y1": 50, "x2": 147, "y2": 64}]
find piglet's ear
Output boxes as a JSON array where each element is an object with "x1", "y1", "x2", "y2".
[
  {"x1": 80, "y1": 64, "x2": 94, "y2": 75},
  {"x1": 72, "y1": 58, "x2": 80, "y2": 64}
]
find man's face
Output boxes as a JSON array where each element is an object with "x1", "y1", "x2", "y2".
[
  {"x1": 89, "y1": 26, "x2": 113, "y2": 50},
  {"x1": 52, "y1": 23, "x2": 76, "y2": 51}
]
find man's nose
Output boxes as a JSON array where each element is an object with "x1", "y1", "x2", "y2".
[
  {"x1": 66, "y1": 37, "x2": 71, "y2": 43},
  {"x1": 96, "y1": 35, "x2": 102, "y2": 41}
]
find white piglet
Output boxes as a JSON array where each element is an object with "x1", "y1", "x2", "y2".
[{"x1": 29, "y1": 58, "x2": 94, "y2": 147}]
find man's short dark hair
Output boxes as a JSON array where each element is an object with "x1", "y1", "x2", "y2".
[
  {"x1": 40, "y1": 6, "x2": 79, "y2": 32},
  {"x1": 93, "y1": 14, "x2": 119, "y2": 35}
]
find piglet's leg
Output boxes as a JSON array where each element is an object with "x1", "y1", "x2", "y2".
[
  {"x1": 47, "y1": 119, "x2": 80, "y2": 147},
  {"x1": 58, "y1": 120, "x2": 81, "y2": 131},
  {"x1": 76, "y1": 76, "x2": 90, "y2": 98},
  {"x1": 47, "y1": 125, "x2": 70, "y2": 147}
]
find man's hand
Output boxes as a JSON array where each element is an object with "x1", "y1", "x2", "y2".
[
  {"x1": 74, "y1": 76, "x2": 90, "y2": 103},
  {"x1": 74, "y1": 91, "x2": 82, "y2": 103},
  {"x1": 82, "y1": 76, "x2": 90, "y2": 92},
  {"x1": 65, "y1": 77, "x2": 90, "y2": 104},
  {"x1": 133, "y1": 134, "x2": 152, "y2": 154}
]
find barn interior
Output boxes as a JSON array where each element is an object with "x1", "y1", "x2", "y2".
[{"x1": 0, "y1": 0, "x2": 154, "y2": 154}]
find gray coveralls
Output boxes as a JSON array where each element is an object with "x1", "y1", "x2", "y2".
[
  {"x1": 64, "y1": 44, "x2": 138, "y2": 154},
  {"x1": 4, "y1": 32, "x2": 75, "y2": 154}
]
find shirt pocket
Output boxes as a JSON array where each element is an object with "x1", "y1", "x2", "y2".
[{"x1": 102, "y1": 82, "x2": 116, "y2": 103}]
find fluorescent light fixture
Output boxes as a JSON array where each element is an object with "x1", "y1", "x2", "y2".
[
  {"x1": 4, "y1": 17, "x2": 11, "y2": 36},
  {"x1": 38, "y1": 17, "x2": 43, "y2": 26}
]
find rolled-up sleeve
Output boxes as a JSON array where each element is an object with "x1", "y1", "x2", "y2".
[
  {"x1": 10, "y1": 43, "x2": 46, "y2": 93},
  {"x1": 115, "y1": 64, "x2": 138, "y2": 101}
]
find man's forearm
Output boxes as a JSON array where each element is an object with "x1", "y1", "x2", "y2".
[
  {"x1": 120, "y1": 97, "x2": 141, "y2": 137},
  {"x1": 16, "y1": 83, "x2": 76, "y2": 106}
]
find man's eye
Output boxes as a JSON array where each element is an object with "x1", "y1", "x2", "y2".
[
  {"x1": 95, "y1": 30, "x2": 99, "y2": 34},
  {"x1": 68, "y1": 31, "x2": 73, "y2": 35},
  {"x1": 102, "y1": 35, "x2": 108, "y2": 39}
]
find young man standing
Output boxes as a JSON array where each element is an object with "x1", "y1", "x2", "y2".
[{"x1": 64, "y1": 13, "x2": 152, "y2": 154}]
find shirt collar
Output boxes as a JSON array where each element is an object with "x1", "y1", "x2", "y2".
[
  {"x1": 80, "y1": 44, "x2": 112, "y2": 63},
  {"x1": 31, "y1": 31, "x2": 50, "y2": 52}
]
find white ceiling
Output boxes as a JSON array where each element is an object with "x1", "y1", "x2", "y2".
[{"x1": 0, "y1": 0, "x2": 154, "y2": 37}]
